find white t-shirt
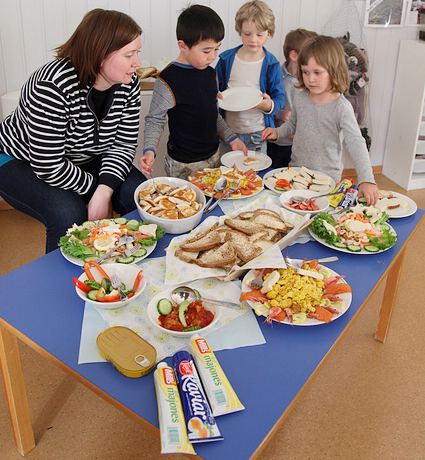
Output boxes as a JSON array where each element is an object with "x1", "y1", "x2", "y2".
[{"x1": 225, "y1": 55, "x2": 264, "y2": 134}]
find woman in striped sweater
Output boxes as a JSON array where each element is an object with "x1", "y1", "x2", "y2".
[{"x1": 0, "y1": 9, "x2": 146, "y2": 253}]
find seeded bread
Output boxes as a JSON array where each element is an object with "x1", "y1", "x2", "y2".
[
  {"x1": 175, "y1": 249, "x2": 199, "y2": 264},
  {"x1": 195, "y1": 241, "x2": 237, "y2": 268},
  {"x1": 250, "y1": 211, "x2": 287, "y2": 233},
  {"x1": 180, "y1": 230, "x2": 221, "y2": 251},
  {"x1": 224, "y1": 218, "x2": 265, "y2": 235}
]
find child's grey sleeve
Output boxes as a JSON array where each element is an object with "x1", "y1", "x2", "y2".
[{"x1": 143, "y1": 79, "x2": 174, "y2": 154}]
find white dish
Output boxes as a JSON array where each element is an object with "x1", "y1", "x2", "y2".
[
  {"x1": 218, "y1": 87, "x2": 263, "y2": 112},
  {"x1": 134, "y1": 177, "x2": 206, "y2": 235},
  {"x1": 241, "y1": 263, "x2": 352, "y2": 326},
  {"x1": 75, "y1": 263, "x2": 146, "y2": 309},
  {"x1": 147, "y1": 287, "x2": 221, "y2": 337},
  {"x1": 61, "y1": 242, "x2": 156, "y2": 267},
  {"x1": 221, "y1": 150, "x2": 272, "y2": 172},
  {"x1": 308, "y1": 222, "x2": 397, "y2": 255},
  {"x1": 374, "y1": 191, "x2": 417, "y2": 218},
  {"x1": 279, "y1": 190, "x2": 330, "y2": 216},
  {"x1": 263, "y1": 167, "x2": 335, "y2": 195}
]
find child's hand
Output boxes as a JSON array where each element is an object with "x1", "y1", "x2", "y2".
[
  {"x1": 139, "y1": 151, "x2": 155, "y2": 176},
  {"x1": 217, "y1": 92, "x2": 224, "y2": 100},
  {"x1": 261, "y1": 128, "x2": 278, "y2": 141},
  {"x1": 229, "y1": 137, "x2": 248, "y2": 155},
  {"x1": 358, "y1": 182, "x2": 379, "y2": 206},
  {"x1": 279, "y1": 109, "x2": 291, "y2": 123},
  {"x1": 255, "y1": 93, "x2": 273, "y2": 113}
]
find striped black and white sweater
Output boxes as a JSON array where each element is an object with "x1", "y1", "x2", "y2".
[{"x1": 0, "y1": 58, "x2": 141, "y2": 195}]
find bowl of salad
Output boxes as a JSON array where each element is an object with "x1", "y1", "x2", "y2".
[
  {"x1": 73, "y1": 262, "x2": 146, "y2": 309},
  {"x1": 58, "y1": 217, "x2": 165, "y2": 265},
  {"x1": 279, "y1": 189, "x2": 330, "y2": 215}
]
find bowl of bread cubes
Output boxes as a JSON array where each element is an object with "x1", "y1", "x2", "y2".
[
  {"x1": 175, "y1": 208, "x2": 294, "y2": 270},
  {"x1": 134, "y1": 177, "x2": 206, "y2": 234}
]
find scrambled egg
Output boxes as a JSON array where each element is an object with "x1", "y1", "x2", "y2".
[{"x1": 265, "y1": 267, "x2": 325, "y2": 313}]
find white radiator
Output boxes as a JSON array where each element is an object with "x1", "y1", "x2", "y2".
[{"x1": 1, "y1": 91, "x2": 20, "y2": 120}]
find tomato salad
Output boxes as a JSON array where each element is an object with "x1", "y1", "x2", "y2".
[
  {"x1": 188, "y1": 166, "x2": 263, "y2": 199},
  {"x1": 58, "y1": 217, "x2": 165, "y2": 263}
]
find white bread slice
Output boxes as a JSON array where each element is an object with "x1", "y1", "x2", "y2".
[
  {"x1": 292, "y1": 182, "x2": 308, "y2": 190},
  {"x1": 309, "y1": 184, "x2": 329, "y2": 192},
  {"x1": 224, "y1": 218, "x2": 265, "y2": 235},
  {"x1": 312, "y1": 178, "x2": 332, "y2": 186},
  {"x1": 250, "y1": 211, "x2": 287, "y2": 232},
  {"x1": 180, "y1": 230, "x2": 221, "y2": 252},
  {"x1": 293, "y1": 176, "x2": 310, "y2": 186},
  {"x1": 312, "y1": 173, "x2": 331, "y2": 182},
  {"x1": 195, "y1": 241, "x2": 237, "y2": 268},
  {"x1": 299, "y1": 166, "x2": 314, "y2": 178}
]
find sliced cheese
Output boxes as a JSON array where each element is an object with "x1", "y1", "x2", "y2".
[
  {"x1": 260, "y1": 270, "x2": 280, "y2": 294},
  {"x1": 345, "y1": 220, "x2": 372, "y2": 233},
  {"x1": 322, "y1": 220, "x2": 337, "y2": 235},
  {"x1": 139, "y1": 223, "x2": 157, "y2": 237}
]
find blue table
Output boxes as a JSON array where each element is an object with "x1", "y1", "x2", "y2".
[{"x1": 0, "y1": 201, "x2": 423, "y2": 459}]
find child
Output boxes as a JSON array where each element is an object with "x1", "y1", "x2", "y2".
[
  {"x1": 268, "y1": 28, "x2": 318, "y2": 168},
  {"x1": 139, "y1": 5, "x2": 246, "y2": 180},
  {"x1": 262, "y1": 35, "x2": 378, "y2": 205},
  {"x1": 216, "y1": 0, "x2": 285, "y2": 156}
]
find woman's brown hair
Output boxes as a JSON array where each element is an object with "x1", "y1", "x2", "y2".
[
  {"x1": 296, "y1": 35, "x2": 349, "y2": 94},
  {"x1": 55, "y1": 9, "x2": 142, "y2": 88}
]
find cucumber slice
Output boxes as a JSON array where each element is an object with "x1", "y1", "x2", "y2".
[
  {"x1": 117, "y1": 256, "x2": 135, "y2": 264},
  {"x1": 87, "y1": 289, "x2": 98, "y2": 301},
  {"x1": 275, "y1": 186, "x2": 290, "y2": 191},
  {"x1": 184, "y1": 326, "x2": 202, "y2": 332},
  {"x1": 133, "y1": 248, "x2": 147, "y2": 258},
  {"x1": 82, "y1": 220, "x2": 96, "y2": 229},
  {"x1": 101, "y1": 258, "x2": 117, "y2": 264},
  {"x1": 114, "y1": 217, "x2": 128, "y2": 225},
  {"x1": 98, "y1": 218, "x2": 112, "y2": 225},
  {"x1": 101, "y1": 277, "x2": 111, "y2": 293},
  {"x1": 364, "y1": 244, "x2": 380, "y2": 252},
  {"x1": 83, "y1": 255, "x2": 99, "y2": 262},
  {"x1": 84, "y1": 280, "x2": 102, "y2": 290},
  {"x1": 347, "y1": 244, "x2": 362, "y2": 252},
  {"x1": 357, "y1": 196, "x2": 367, "y2": 204},
  {"x1": 157, "y1": 298, "x2": 173, "y2": 316},
  {"x1": 126, "y1": 219, "x2": 140, "y2": 231},
  {"x1": 178, "y1": 300, "x2": 190, "y2": 327},
  {"x1": 334, "y1": 242, "x2": 347, "y2": 249}
]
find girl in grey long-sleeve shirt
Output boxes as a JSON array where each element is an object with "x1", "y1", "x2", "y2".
[{"x1": 262, "y1": 35, "x2": 378, "y2": 205}]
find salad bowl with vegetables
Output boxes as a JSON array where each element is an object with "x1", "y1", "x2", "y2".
[
  {"x1": 59, "y1": 217, "x2": 165, "y2": 265},
  {"x1": 309, "y1": 205, "x2": 397, "y2": 254},
  {"x1": 74, "y1": 261, "x2": 146, "y2": 309}
]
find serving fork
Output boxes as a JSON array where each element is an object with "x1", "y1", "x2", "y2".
[
  {"x1": 109, "y1": 273, "x2": 128, "y2": 301},
  {"x1": 250, "y1": 268, "x2": 267, "y2": 290},
  {"x1": 204, "y1": 180, "x2": 241, "y2": 214}
]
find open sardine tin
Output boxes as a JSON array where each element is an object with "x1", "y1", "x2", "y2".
[{"x1": 96, "y1": 326, "x2": 156, "y2": 378}]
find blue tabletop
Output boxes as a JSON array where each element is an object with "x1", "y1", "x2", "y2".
[{"x1": 0, "y1": 199, "x2": 423, "y2": 460}]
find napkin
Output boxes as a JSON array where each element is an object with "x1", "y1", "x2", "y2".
[
  {"x1": 165, "y1": 197, "x2": 310, "y2": 285},
  {"x1": 85, "y1": 256, "x2": 260, "y2": 363}
]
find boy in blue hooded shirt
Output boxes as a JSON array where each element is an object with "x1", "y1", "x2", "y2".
[{"x1": 216, "y1": 0, "x2": 285, "y2": 156}]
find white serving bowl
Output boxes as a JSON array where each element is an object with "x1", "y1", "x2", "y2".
[
  {"x1": 75, "y1": 263, "x2": 146, "y2": 309},
  {"x1": 279, "y1": 189, "x2": 330, "y2": 216},
  {"x1": 147, "y1": 289, "x2": 221, "y2": 338},
  {"x1": 134, "y1": 177, "x2": 206, "y2": 234}
]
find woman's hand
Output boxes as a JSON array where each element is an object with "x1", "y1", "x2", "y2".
[
  {"x1": 261, "y1": 127, "x2": 278, "y2": 141},
  {"x1": 87, "y1": 184, "x2": 113, "y2": 221},
  {"x1": 229, "y1": 137, "x2": 248, "y2": 155},
  {"x1": 358, "y1": 182, "x2": 379, "y2": 206},
  {"x1": 139, "y1": 151, "x2": 155, "y2": 176}
]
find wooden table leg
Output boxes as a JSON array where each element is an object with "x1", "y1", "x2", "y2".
[
  {"x1": 375, "y1": 245, "x2": 407, "y2": 343},
  {"x1": 0, "y1": 321, "x2": 35, "y2": 455}
]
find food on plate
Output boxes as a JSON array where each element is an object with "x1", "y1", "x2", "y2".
[
  {"x1": 175, "y1": 209, "x2": 294, "y2": 270},
  {"x1": 138, "y1": 183, "x2": 202, "y2": 219},
  {"x1": 266, "y1": 166, "x2": 332, "y2": 192},
  {"x1": 243, "y1": 156, "x2": 260, "y2": 166},
  {"x1": 188, "y1": 165, "x2": 263, "y2": 198},
  {"x1": 241, "y1": 260, "x2": 351, "y2": 324},
  {"x1": 358, "y1": 190, "x2": 409, "y2": 211},
  {"x1": 310, "y1": 205, "x2": 397, "y2": 252},
  {"x1": 58, "y1": 218, "x2": 165, "y2": 263},
  {"x1": 156, "y1": 296, "x2": 215, "y2": 332},
  {"x1": 136, "y1": 66, "x2": 158, "y2": 79},
  {"x1": 285, "y1": 198, "x2": 320, "y2": 211}
]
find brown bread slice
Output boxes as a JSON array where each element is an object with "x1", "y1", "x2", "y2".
[
  {"x1": 175, "y1": 249, "x2": 199, "y2": 264},
  {"x1": 180, "y1": 230, "x2": 221, "y2": 252},
  {"x1": 224, "y1": 218, "x2": 264, "y2": 235},
  {"x1": 184, "y1": 222, "x2": 219, "y2": 244},
  {"x1": 195, "y1": 241, "x2": 237, "y2": 268},
  {"x1": 224, "y1": 235, "x2": 263, "y2": 263},
  {"x1": 250, "y1": 211, "x2": 287, "y2": 233}
]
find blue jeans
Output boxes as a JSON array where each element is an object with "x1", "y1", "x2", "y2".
[
  {"x1": 0, "y1": 157, "x2": 146, "y2": 253},
  {"x1": 219, "y1": 130, "x2": 267, "y2": 156}
]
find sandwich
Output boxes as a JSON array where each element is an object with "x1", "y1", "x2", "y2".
[
  {"x1": 243, "y1": 156, "x2": 260, "y2": 166},
  {"x1": 136, "y1": 67, "x2": 158, "y2": 79}
]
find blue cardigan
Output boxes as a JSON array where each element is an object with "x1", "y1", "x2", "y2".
[{"x1": 216, "y1": 45, "x2": 285, "y2": 128}]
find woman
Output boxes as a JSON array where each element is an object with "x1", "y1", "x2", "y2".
[{"x1": 0, "y1": 9, "x2": 146, "y2": 253}]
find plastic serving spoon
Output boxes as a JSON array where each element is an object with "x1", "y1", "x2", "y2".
[
  {"x1": 290, "y1": 190, "x2": 343, "y2": 203},
  {"x1": 203, "y1": 177, "x2": 228, "y2": 213},
  {"x1": 171, "y1": 286, "x2": 241, "y2": 310}
]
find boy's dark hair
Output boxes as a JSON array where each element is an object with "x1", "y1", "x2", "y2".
[
  {"x1": 176, "y1": 4, "x2": 224, "y2": 48},
  {"x1": 283, "y1": 28, "x2": 318, "y2": 61}
]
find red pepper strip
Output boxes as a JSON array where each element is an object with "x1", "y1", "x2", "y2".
[
  {"x1": 132, "y1": 270, "x2": 144, "y2": 292},
  {"x1": 73, "y1": 277, "x2": 92, "y2": 293},
  {"x1": 83, "y1": 261, "x2": 110, "y2": 282},
  {"x1": 95, "y1": 287, "x2": 121, "y2": 302}
]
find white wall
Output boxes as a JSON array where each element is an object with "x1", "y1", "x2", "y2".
[{"x1": 0, "y1": 0, "x2": 420, "y2": 168}]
